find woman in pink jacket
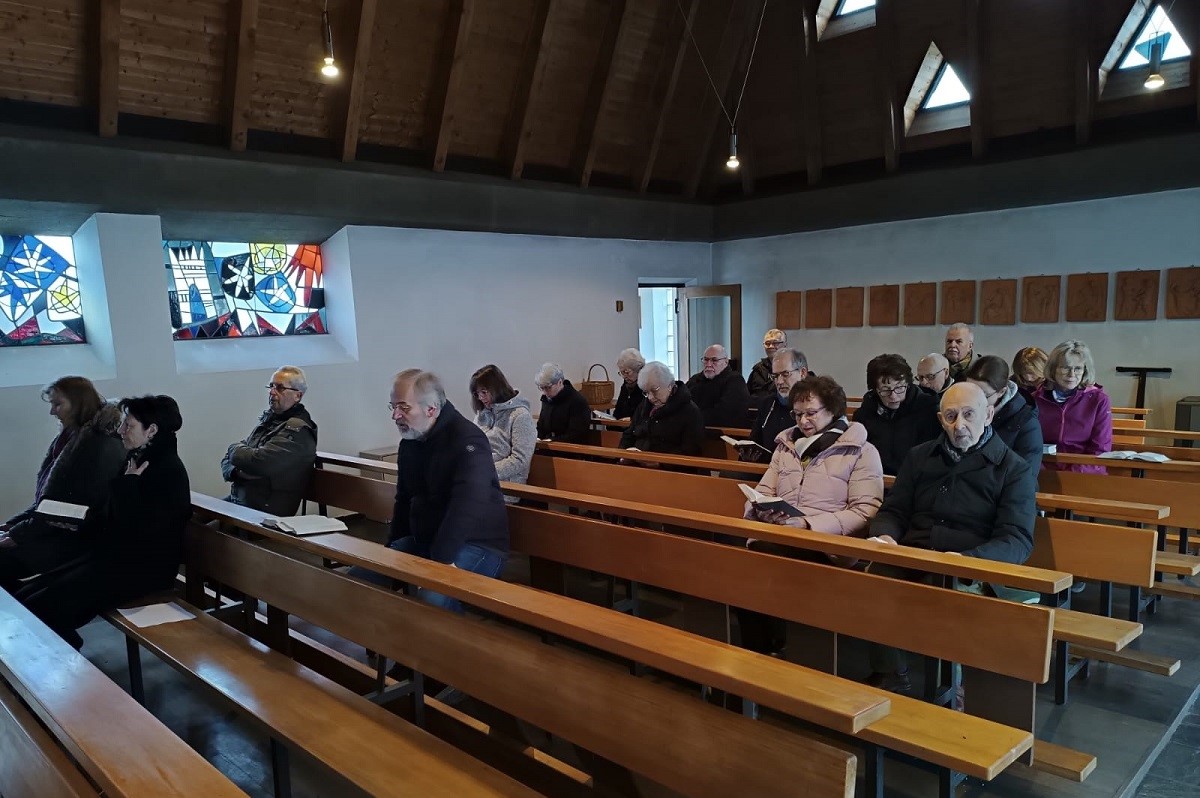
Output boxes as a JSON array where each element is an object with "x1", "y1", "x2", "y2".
[
  {"x1": 1034, "y1": 340, "x2": 1112, "y2": 474},
  {"x1": 738, "y1": 375, "x2": 884, "y2": 654}
]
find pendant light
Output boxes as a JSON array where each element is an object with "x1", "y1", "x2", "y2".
[{"x1": 321, "y1": 1, "x2": 340, "y2": 78}]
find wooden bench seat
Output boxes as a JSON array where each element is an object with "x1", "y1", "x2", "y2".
[
  {"x1": 0, "y1": 686, "x2": 98, "y2": 798},
  {"x1": 1154, "y1": 551, "x2": 1200, "y2": 576}
]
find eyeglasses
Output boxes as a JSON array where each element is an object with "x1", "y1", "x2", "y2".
[
  {"x1": 387, "y1": 402, "x2": 414, "y2": 414},
  {"x1": 266, "y1": 383, "x2": 300, "y2": 393},
  {"x1": 701, "y1": 356, "x2": 727, "y2": 364},
  {"x1": 771, "y1": 368, "x2": 799, "y2": 381},
  {"x1": 536, "y1": 382, "x2": 558, "y2": 391},
  {"x1": 642, "y1": 385, "x2": 668, "y2": 397},
  {"x1": 763, "y1": 340, "x2": 785, "y2": 348},
  {"x1": 915, "y1": 369, "x2": 947, "y2": 384},
  {"x1": 1056, "y1": 366, "x2": 1085, "y2": 375},
  {"x1": 876, "y1": 384, "x2": 908, "y2": 397},
  {"x1": 618, "y1": 367, "x2": 639, "y2": 377},
  {"x1": 791, "y1": 407, "x2": 827, "y2": 420}
]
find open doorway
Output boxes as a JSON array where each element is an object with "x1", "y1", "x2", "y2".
[{"x1": 638, "y1": 285, "x2": 682, "y2": 378}]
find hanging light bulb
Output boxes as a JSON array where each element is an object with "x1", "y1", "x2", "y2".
[
  {"x1": 1144, "y1": 39, "x2": 1165, "y2": 90},
  {"x1": 726, "y1": 128, "x2": 740, "y2": 171},
  {"x1": 320, "y1": 3, "x2": 340, "y2": 78}
]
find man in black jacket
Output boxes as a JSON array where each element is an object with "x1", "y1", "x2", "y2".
[
  {"x1": 221, "y1": 366, "x2": 317, "y2": 516},
  {"x1": 746, "y1": 329, "x2": 788, "y2": 401},
  {"x1": 350, "y1": 369, "x2": 508, "y2": 613},
  {"x1": 741, "y1": 348, "x2": 809, "y2": 462},
  {"x1": 686, "y1": 344, "x2": 752, "y2": 428}
]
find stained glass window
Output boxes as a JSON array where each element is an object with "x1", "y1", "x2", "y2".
[
  {"x1": 164, "y1": 241, "x2": 327, "y2": 340},
  {"x1": 0, "y1": 235, "x2": 85, "y2": 347}
]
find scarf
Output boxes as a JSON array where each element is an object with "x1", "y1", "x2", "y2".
[
  {"x1": 791, "y1": 417, "x2": 850, "y2": 463},
  {"x1": 941, "y1": 425, "x2": 994, "y2": 463},
  {"x1": 34, "y1": 427, "x2": 77, "y2": 503}
]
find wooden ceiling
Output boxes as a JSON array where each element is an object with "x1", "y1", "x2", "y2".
[{"x1": 1, "y1": 0, "x2": 1198, "y2": 202}]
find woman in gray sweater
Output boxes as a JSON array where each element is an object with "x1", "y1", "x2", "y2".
[{"x1": 470, "y1": 365, "x2": 536, "y2": 502}]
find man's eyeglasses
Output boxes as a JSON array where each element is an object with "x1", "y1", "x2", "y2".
[
  {"x1": 701, "y1": 356, "x2": 727, "y2": 364},
  {"x1": 915, "y1": 369, "x2": 947, "y2": 384},
  {"x1": 387, "y1": 402, "x2": 414, "y2": 414},
  {"x1": 876, "y1": 384, "x2": 908, "y2": 397},
  {"x1": 266, "y1": 383, "x2": 300, "y2": 393},
  {"x1": 772, "y1": 368, "x2": 799, "y2": 381},
  {"x1": 791, "y1": 408, "x2": 827, "y2": 420}
]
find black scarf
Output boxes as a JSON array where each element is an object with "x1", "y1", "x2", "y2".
[
  {"x1": 940, "y1": 425, "x2": 993, "y2": 462},
  {"x1": 792, "y1": 417, "x2": 850, "y2": 462}
]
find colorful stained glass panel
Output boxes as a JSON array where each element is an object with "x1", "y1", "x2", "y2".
[
  {"x1": 0, "y1": 235, "x2": 86, "y2": 347},
  {"x1": 164, "y1": 241, "x2": 327, "y2": 340}
]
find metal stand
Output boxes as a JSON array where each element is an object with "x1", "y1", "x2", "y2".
[{"x1": 1114, "y1": 366, "x2": 1171, "y2": 408}]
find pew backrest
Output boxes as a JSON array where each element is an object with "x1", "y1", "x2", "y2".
[
  {"x1": 1026, "y1": 517, "x2": 1156, "y2": 588},
  {"x1": 1039, "y1": 471, "x2": 1200, "y2": 529}
]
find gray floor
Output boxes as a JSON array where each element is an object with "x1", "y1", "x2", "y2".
[{"x1": 75, "y1": 540, "x2": 1200, "y2": 798}]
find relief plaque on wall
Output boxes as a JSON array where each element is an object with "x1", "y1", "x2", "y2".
[
  {"x1": 903, "y1": 283, "x2": 936, "y2": 326},
  {"x1": 869, "y1": 284, "x2": 900, "y2": 326},
  {"x1": 776, "y1": 291, "x2": 802, "y2": 329},
  {"x1": 1166, "y1": 267, "x2": 1200, "y2": 319},
  {"x1": 979, "y1": 279, "x2": 1017, "y2": 326},
  {"x1": 835, "y1": 286, "x2": 864, "y2": 328},
  {"x1": 805, "y1": 288, "x2": 832, "y2": 329},
  {"x1": 1065, "y1": 272, "x2": 1109, "y2": 322},
  {"x1": 1021, "y1": 276, "x2": 1060, "y2": 323},
  {"x1": 1114, "y1": 271, "x2": 1160, "y2": 321},
  {"x1": 939, "y1": 280, "x2": 976, "y2": 325}
]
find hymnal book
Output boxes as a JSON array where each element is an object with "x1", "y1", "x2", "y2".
[
  {"x1": 1097, "y1": 451, "x2": 1171, "y2": 463},
  {"x1": 592, "y1": 409, "x2": 616, "y2": 421},
  {"x1": 721, "y1": 435, "x2": 770, "y2": 453},
  {"x1": 262, "y1": 515, "x2": 348, "y2": 536},
  {"x1": 738, "y1": 484, "x2": 805, "y2": 518},
  {"x1": 1042, "y1": 444, "x2": 1057, "y2": 455},
  {"x1": 35, "y1": 499, "x2": 88, "y2": 520}
]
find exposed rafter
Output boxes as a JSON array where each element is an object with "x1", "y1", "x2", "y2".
[
  {"x1": 876, "y1": 0, "x2": 901, "y2": 172},
  {"x1": 224, "y1": 0, "x2": 260, "y2": 152},
  {"x1": 503, "y1": 0, "x2": 555, "y2": 180},
  {"x1": 800, "y1": 0, "x2": 823, "y2": 185},
  {"x1": 639, "y1": 0, "x2": 701, "y2": 193},
  {"x1": 966, "y1": 0, "x2": 988, "y2": 159},
  {"x1": 98, "y1": 0, "x2": 120, "y2": 137},
  {"x1": 340, "y1": 0, "x2": 379, "y2": 162},
  {"x1": 1073, "y1": 0, "x2": 1093, "y2": 145},
  {"x1": 571, "y1": 0, "x2": 629, "y2": 187},
  {"x1": 426, "y1": 0, "x2": 475, "y2": 173}
]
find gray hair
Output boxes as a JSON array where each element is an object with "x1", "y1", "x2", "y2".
[
  {"x1": 772, "y1": 348, "x2": 807, "y2": 371},
  {"x1": 274, "y1": 365, "x2": 308, "y2": 394},
  {"x1": 616, "y1": 348, "x2": 646, "y2": 372},
  {"x1": 637, "y1": 361, "x2": 675, "y2": 390},
  {"x1": 535, "y1": 362, "x2": 565, "y2": 388},
  {"x1": 394, "y1": 368, "x2": 446, "y2": 410},
  {"x1": 1045, "y1": 340, "x2": 1098, "y2": 388},
  {"x1": 918, "y1": 353, "x2": 949, "y2": 371},
  {"x1": 947, "y1": 323, "x2": 974, "y2": 339},
  {"x1": 763, "y1": 329, "x2": 786, "y2": 343}
]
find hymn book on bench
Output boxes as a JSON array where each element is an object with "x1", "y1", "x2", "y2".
[
  {"x1": 739, "y1": 484, "x2": 805, "y2": 518},
  {"x1": 262, "y1": 515, "x2": 349, "y2": 536},
  {"x1": 1097, "y1": 451, "x2": 1171, "y2": 463}
]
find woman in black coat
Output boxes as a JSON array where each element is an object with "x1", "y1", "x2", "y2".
[
  {"x1": 16, "y1": 395, "x2": 191, "y2": 649},
  {"x1": 852, "y1": 354, "x2": 941, "y2": 476},
  {"x1": 963, "y1": 355, "x2": 1043, "y2": 471},
  {"x1": 534, "y1": 362, "x2": 592, "y2": 443},
  {"x1": 618, "y1": 361, "x2": 705, "y2": 456}
]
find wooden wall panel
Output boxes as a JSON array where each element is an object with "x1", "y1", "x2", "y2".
[
  {"x1": 869, "y1": 285, "x2": 899, "y2": 326},
  {"x1": 358, "y1": 0, "x2": 446, "y2": 149},
  {"x1": 1114, "y1": 270, "x2": 1160, "y2": 321},
  {"x1": 1065, "y1": 272, "x2": 1108, "y2": 322},
  {"x1": 1166, "y1": 267, "x2": 1200, "y2": 319},
  {"x1": 939, "y1": 280, "x2": 976, "y2": 325},
  {"x1": 979, "y1": 278, "x2": 1017, "y2": 325},
  {"x1": 903, "y1": 282, "x2": 936, "y2": 326},
  {"x1": 0, "y1": 0, "x2": 89, "y2": 108},
  {"x1": 776, "y1": 290, "x2": 802, "y2": 329},
  {"x1": 1021, "y1": 276, "x2": 1060, "y2": 323},
  {"x1": 835, "y1": 286, "x2": 864, "y2": 327},
  {"x1": 805, "y1": 288, "x2": 832, "y2": 329}
]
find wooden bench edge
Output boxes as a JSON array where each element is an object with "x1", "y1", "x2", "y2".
[
  {"x1": 1072, "y1": 646, "x2": 1182, "y2": 677},
  {"x1": 1030, "y1": 739, "x2": 1097, "y2": 782}
]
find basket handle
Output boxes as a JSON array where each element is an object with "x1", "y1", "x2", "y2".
[{"x1": 586, "y1": 363, "x2": 610, "y2": 381}]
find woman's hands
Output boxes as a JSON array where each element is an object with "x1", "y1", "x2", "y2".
[
  {"x1": 125, "y1": 459, "x2": 149, "y2": 476},
  {"x1": 754, "y1": 508, "x2": 808, "y2": 528}
]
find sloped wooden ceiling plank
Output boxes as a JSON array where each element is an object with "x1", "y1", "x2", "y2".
[
  {"x1": 503, "y1": 0, "x2": 554, "y2": 179},
  {"x1": 98, "y1": 0, "x2": 120, "y2": 136},
  {"x1": 638, "y1": 0, "x2": 700, "y2": 193},
  {"x1": 1073, "y1": 0, "x2": 1093, "y2": 144},
  {"x1": 966, "y1": 0, "x2": 987, "y2": 158},
  {"x1": 572, "y1": 0, "x2": 629, "y2": 187},
  {"x1": 426, "y1": 0, "x2": 474, "y2": 172},
  {"x1": 800, "y1": 0, "x2": 822, "y2": 185},
  {"x1": 876, "y1": 0, "x2": 901, "y2": 171},
  {"x1": 225, "y1": 0, "x2": 259, "y2": 151},
  {"x1": 340, "y1": 0, "x2": 378, "y2": 161}
]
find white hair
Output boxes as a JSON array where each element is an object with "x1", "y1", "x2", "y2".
[
  {"x1": 616, "y1": 348, "x2": 646, "y2": 372},
  {"x1": 394, "y1": 369, "x2": 445, "y2": 409},
  {"x1": 535, "y1": 363, "x2": 565, "y2": 388},
  {"x1": 275, "y1": 365, "x2": 307, "y2": 393},
  {"x1": 637, "y1": 361, "x2": 675, "y2": 390}
]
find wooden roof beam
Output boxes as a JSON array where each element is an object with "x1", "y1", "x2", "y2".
[
  {"x1": 571, "y1": 0, "x2": 629, "y2": 187},
  {"x1": 638, "y1": 0, "x2": 701, "y2": 193},
  {"x1": 98, "y1": 0, "x2": 120, "y2": 137},
  {"x1": 1073, "y1": 0, "x2": 1093, "y2": 145},
  {"x1": 966, "y1": 0, "x2": 988, "y2": 159},
  {"x1": 426, "y1": 0, "x2": 475, "y2": 173},
  {"x1": 503, "y1": 0, "x2": 555, "y2": 180},
  {"x1": 340, "y1": 0, "x2": 379, "y2": 162},
  {"x1": 800, "y1": 0, "x2": 823, "y2": 185},
  {"x1": 876, "y1": 0, "x2": 900, "y2": 172},
  {"x1": 224, "y1": 0, "x2": 260, "y2": 152}
]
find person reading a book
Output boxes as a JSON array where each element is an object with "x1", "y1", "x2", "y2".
[
  {"x1": 0, "y1": 376, "x2": 125, "y2": 592},
  {"x1": 916, "y1": 353, "x2": 953, "y2": 396},
  {"x1": 686, "y1": 344, "x2": 752, "y2": 428},
  {"x1": 617, "y1": 361, "x2": 705, "y2": 456},
  {"x1": 853, "y1": 354, "x2": 941, "y2": 476},
  {"x1": 534, "y1": 362, "x2": 592, "y2": 443},
  {"x1": 1034, "y1": 340, "x2": 1112, "y2": 473},
  {"x1": 1011, "y1": 346, "x2": 1048, "y2": 395},
  {"x1": 613, "y1": 348, "x2": 646, "y2": 420},
  {"x1": 740, "y1": 348, "x2": 809, "y2": 463},
  {"x1": 15, "y1": 395, "x2": 191, "y2": 650},
  {"x1": 963, "y1": 355, "x2": 1042, "y2": 471},
  {"x1": 747, "y1": 329, "x2": 788, "y2": 402},
  {"x1": 470, "y1": 364, "x2": 535, "y2": 503},
  {"x1": 863, "y1": 382, "x2": 1037, "y2": 695},
  {"x1": 220, "y1": 365, "x2": 318, "y2": 516}
]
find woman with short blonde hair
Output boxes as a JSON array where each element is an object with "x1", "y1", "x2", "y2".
[{"x1": 1034, "y1": 340, "x2": 1111, "y2": 473}]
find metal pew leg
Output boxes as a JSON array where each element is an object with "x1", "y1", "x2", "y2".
[
  {"x1": 270, "y1": 738, "x2": 292, "y2": 798},
  {"x1": 126, "y1": 637, "x2": 145, "y2": 704},
  {"x1": 863, "y1": 744, "x2": 884, "y2": 798}
]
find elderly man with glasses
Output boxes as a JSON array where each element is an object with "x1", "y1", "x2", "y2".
[
  {"x1": 685, "y1": 344, "x2": 752, "y2": 428},
  {"x1": 852, "y1": 353, "x2": 941, "y2": 476},
  {"x1": 747, "y1": 329, "x2": 789, "y2": 402},
  {"x1": 737, "y1": 348, "x2": 810, "y2": 463},
  {"x1": 916, "y1": 352, "x2": 954, "y2": 396},
  {"x1": 221, "y1": 365, "x2": 318, "y2": 516}
]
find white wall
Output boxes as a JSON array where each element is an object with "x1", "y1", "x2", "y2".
[
  {"x1": 0, "y1": 217, "x2": 710, "y2": 518},
  {"x1": 714, "y1": 188, "x2": 1200, "y2": 423}
]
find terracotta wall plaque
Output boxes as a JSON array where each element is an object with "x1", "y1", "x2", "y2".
[
  {"x1": 903, "y1": 283, "x2": 936, "y2": 326},
  {"x1": 869, "y1": 284, "x2": 900, "y2": 326},
  {"x1": 1114, "y1": 271, "x2": 1160, "y2": 321},
  {"x1": 1065, "y1": 273, "x2": 1109, "y2": 322},
  {"x1": 835, "y1": 286, "x2": 864, "y2": 327},
  {"x1": 979, "y1": 279, "x2": 1017, "y2": 326},
  {"x1": 939, "y1": 280, "x2": 976, "y2": 325},
  {"x1": 1166, "y1": 267, "x2": 1200, "y2": 319},
  {"x1": 1021, "y1": 276, "x2": 1060, "y2": 323},
  {"x1": 776, "y1": 291, "x2": 802, "y2": 329},
  {"x1": 805, "y1": 288, "x2": 832, "y2": 329}
]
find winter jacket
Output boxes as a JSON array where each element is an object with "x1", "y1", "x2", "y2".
[
  {"x1": 391, "y1": 401, "x2": 509, "y2": 561},
  {"x1": 991, "y1": 381, "x2": 1043, "y2": 472},
  {"x1": 853, "y1": 386, "x2": 941, "y2": 476},
  {"x1": 474, "y1": 393, "x2": 536, "y2": 503},
  {"x1": 871, "y1": 432, "x2": 1036, "y2": 565},
  {"x1": 743, "y1": 392, "x2": 795, "y2": 463},
  {"x1": 685, "y1": 367, "x2": 752, "y2": 428},
  {"x1": 222, "y1": 403, "x2": 318, "y2": 516},
  {"x1": 1034, "y1": 383, "x2": 1112, "y2": 473},
  {"x1": 618, "y1": 381, "x2": 705, "y2": 455},
  {"x1": 536, "y1": 380, "x2": 591, "y2": 443},
  {"x1": 747, "y1": 358, "x2": 775, "y2": 402},
  {"x1": 948, "y1": 351, "x2": 980, "y2": 381},
  {"x1": 614, "y1": 381, "x2": 644, "y2": 420},
  {"x1": 752, "y1": 422, "x2": 884, "y2": 536}
]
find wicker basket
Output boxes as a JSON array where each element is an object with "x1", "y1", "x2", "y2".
[{"x1": 580, "y1": 363, "x2": 615, "y2": 408}]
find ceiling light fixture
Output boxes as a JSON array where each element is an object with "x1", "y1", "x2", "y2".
[
  {"x1": 321, "y1": 1, "x2": 340, "y2": 79},
  {"x1": 726, "y1": 129, "x2": 740, "y2": 170},
  {"x1": 1144, "y1": 39, "x2": 1165, "y2": 90}
]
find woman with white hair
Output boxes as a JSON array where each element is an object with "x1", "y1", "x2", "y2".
[
  {"x1": 534, "y1": 363, "x2": 591, "y2": 443},
  {"x1": 1034, "y1": 340, "x2": 1112, "y2": 473},
  {"x1": 617, "y1": 361, "x2": 704, "y2": 455},
  {"x1": 614, "y1": 348, "x2": 646, "y2": 419}
]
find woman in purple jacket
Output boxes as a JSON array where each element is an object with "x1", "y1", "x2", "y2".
[{"x1": 1034, "y1": 340, "x2": 1112, "y2": 473}]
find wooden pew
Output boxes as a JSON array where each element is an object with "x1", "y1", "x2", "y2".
[
  {"x1": 180, "y1": 503, "x2": 859, "y2": 797},
  {"x1": 1044, "y1": 452, "x2": 1200, "y2": 481},
  {"x1": 0, "y1": 590, "x2": 248, "y2": 798}
]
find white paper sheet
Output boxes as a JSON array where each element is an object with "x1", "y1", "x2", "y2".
[{"x1": 116, "y1": 602, "x2": 196, "y2": 628}]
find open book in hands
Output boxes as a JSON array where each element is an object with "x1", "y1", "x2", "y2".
[
  {"x1": 739, "y1": 484, "x2": 805, "y2": 518},
  {"x1": 1097, "y1": 451, "x2": 1170, "y2": 463},
  {"x1": 261, "y1": 515, "x2": 348, "y2": 536},
  {"x1": 592, "y1": 409, "x2": 616, "y2": 421},
  {"x1": 721, "y1": 435, "x2": 770, "y2": 453},
  {"x1": 35, "y1": 499, "x2": 89, "y2": 520}
]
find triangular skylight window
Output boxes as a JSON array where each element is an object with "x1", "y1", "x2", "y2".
[
  {"x1": 836, "y1": 0, "x2": 876, "y2": 15},
  {"x1": 1118, "y1": 5, "x2": 1191, "y2": 69},
  {"x1": 923, "y1": 63, "x2": 971, "y2": 109}
]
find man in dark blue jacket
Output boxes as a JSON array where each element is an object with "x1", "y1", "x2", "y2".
[{"x1": 351, "y1": 369, "x2": 508, "y2": 613}]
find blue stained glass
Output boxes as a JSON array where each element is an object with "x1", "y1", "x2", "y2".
[{"x1": 0, "y1": 235, "x2": 86, "y2": 347}]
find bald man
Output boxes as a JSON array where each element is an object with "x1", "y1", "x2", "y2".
[
  {"x1": 916, "y1": 353, "x2": 953, "y2": 396},
  {"x1": 686, "y1": 344, "x2": 752, "y2": 428}
]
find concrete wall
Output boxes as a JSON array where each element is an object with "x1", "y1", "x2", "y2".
[
  {"x1": 0, "y1": 215, "x2": 710, "y2": 518},
  {"x1": 714, "y1": 188, "x2": 1200, "y2": 424}
]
